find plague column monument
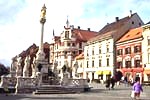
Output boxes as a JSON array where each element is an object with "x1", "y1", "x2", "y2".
[
  {"x1": 36, "y1": 4, "x2": 46, "y2": 63},
  {"x1": 35, "y1": 4, "x2": 48, "y2": 74}
]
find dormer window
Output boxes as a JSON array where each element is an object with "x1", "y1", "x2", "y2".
[{"x1": 65, "y1": 31, "x2": 69, "y2": 39}]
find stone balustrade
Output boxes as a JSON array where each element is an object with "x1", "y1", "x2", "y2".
[
  {"x1": 62, "y1": 78, "x2": 89, "y2": 87},
  {"x1": 15, "y1": 77, "x2": 39, "y2": 93},
  {"x1": 0, "y1": 75, "x2": 17, "y2": 88}
]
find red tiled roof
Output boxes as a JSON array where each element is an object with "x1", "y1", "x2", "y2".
[
  {"x1": 117, "y1": 27, "x2": 143, "y2": 43},
  {"x1": 75, "y1": 52, "x2": 84, "y2": 60},
  {"x1": 72, "y1": 28, "x2": 98, "y2": 42}
]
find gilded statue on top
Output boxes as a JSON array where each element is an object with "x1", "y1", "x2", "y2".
[{"x1": 40, "y1": 4, "x2": 46, "y2": 19}]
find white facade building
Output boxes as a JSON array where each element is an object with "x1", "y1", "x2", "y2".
[
  {"x1": 142, "y1": 23, "x2": 150, "y2": 81},
  {"x1": 83, "y1": 13, "x2": 144, "y2": 82}
]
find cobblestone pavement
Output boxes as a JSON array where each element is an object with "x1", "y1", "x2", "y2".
[{"x1": 0, "y1": 83, "x2": 150, "y2": 100}]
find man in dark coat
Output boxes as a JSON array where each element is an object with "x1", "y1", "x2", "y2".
[{"x1": 111, "y1": 76, "x2": 116, "y2": 89}]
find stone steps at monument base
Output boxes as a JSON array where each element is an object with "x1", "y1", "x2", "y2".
[
  {"x1": 33, "y1": 85, "x2": 84, "y2": 94},
  {"x1": 33, "y1": 90, "x2": 76, "y2": 94}
]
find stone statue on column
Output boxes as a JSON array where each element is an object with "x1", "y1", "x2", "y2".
[
  {"x1": 16, "y1": 57, "x2": 22, "y2": 77},
  {"x1": 31, "y1": 57, "x2": 36, "y2": 78},
  {"x1": 10, "y1": 56, "x2": 18, "y2": 77},
  {"x1": 72, "y1": 61, "x2": 79, "y2": 78},
  {"x1": 40, "y1": 4, "x2": 46, "y2": 19},
  {"x1": 23, "y1": 56, "x2": 30, "y2": 77}
]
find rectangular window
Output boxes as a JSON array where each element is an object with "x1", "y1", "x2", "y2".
[
  {"x1": 135, "y1": 60, "x2": 141, "y2": 68},
  {"x1": 125, "y1": 47, "x2": 131, "y2": 54},
  {"x1": 65, "y1": 31, "x2": 69, "y2": 39},
  {"x1": 148, "y1": 39, "x2": 150, "y2": 45},
  {"x1": 107, "y1": 47, "x2": 109, "y2": 52},
  {"x1": 92, "y1": 49, "x2": 94, "y2": 55},
  {"x1": 72, "y1": 51, "x2": 76, "y2": 55},
  {"x1": 134, "y1": 45, "x2": 141, "y2": 53},
  {"x1": 79, "y1": 43, "x2": 82, "y2": 48},
  {"x1": 117, "y1": 61, "x2": 122, "y2": 69},
  {"x1": 117, "y1": 49, "x2": 123, "y2": 55},
  {"x1": 79, "y1": 50, "x2": 82, "y2": 54},
  {"x1": 148, "y1": 49, "x2": 150, "y2": 63},
  {"x1": 99, "y1": 59, "x2": 101, "y2": 67},
  {"x1": 72, "y1": 43, "x2": 75, "y2": 46},
  {"x1": 80, "y1": 63, "x2": 82, "y2": 68},
  {"x1": 99, "y1": 48, "x2": 101, "y2": 54},
  {"x1": 92, "y1": 60, "x2": 94, "y2": 67},
  {"x1": 67, "y1": 43, "x2": 70, "y2": 46},
  {"x1": 87, "y1": 61, "x2": 89, "y2": 68},
  {"x1": 87, "y1": 50, "x2": 89, "y2": 56},
  {"x1": 125, "y1": 61, "x2": 131, "y2": 68},
  {"x1": 64, "y1": 51, "x2": 67, "y2": 59},
  {"x1": 107, "y1": 58, "x2": 109, "y2": 66}
]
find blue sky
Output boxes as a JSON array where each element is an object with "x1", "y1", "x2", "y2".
[{"x1": 0, "y1": 0, "x2": 150, "y2": 66}]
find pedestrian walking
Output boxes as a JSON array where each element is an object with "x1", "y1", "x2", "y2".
[
  {"x1": 110, "y1": 76, "x2": 116, "y2": 89},
  {"x1": 131, "y1": 77, "x2": 143, "y2": 99},
  {"x1": 105, "y1": 77, "x2": 111, "y2": 90}
]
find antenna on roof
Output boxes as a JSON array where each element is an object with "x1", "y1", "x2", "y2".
[{"x1": 105, "y1": 13, "x2": 109, "y2": 25}]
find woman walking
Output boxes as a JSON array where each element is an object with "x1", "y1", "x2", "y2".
[{"x1": 132, "y1": 77, "x2": 143, "y2": 99}]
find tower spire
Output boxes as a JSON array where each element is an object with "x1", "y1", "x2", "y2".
[
  {"x1": 66, "y1": 16, "x2": 69, "y2": 28},
  {"x1": 53, "y1": 29, "x2": 55, "y2": 36}
]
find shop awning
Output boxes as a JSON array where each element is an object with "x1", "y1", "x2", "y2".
[
  {"x1": 144, "y1": 69, "x2": 150, "y2": 74},
  {"x1": 103, "y1": 70, "x2": 111, "y2": 75},
  {"x1": 96, "y1": 71, "x2": 103, "y2": 75}
]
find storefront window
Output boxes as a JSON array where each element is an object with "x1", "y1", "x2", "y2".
[{"x1": 147, "y1": 74, "x2": 150, "y2": 81}]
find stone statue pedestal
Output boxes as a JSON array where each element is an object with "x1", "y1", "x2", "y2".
[{"x1": 35, "y1": 50, "x2": 49, "y2": 84}]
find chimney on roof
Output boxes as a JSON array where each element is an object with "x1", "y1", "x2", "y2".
[
  {"x1": 116, "y1": 17, "x2": 119, "y2": 22},
  {"x1": 115, "y1": 17, "x2": 119, "y2": 22},
  {"x1": 70, "y1": 25, "x2": 74, "y2": 30},
  {"x1": 78, "y1": 26, "x2": 80, "y2": 29},
  {"x1": 87, "y1": 28, "x2": 90, "y2": 31},
  {"x1": 129, "y1": 10, "x2": 132, "y2": 17}
]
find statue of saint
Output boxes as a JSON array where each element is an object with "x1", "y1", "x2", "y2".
[
  {"x1": 31, "y1": 57, "x2": 36, "y2": 78},
  {"x1": 40, "y1": 4, "x2": 46, "y2": 19},
  {"x1": 11, "y1": 56, "x2": 18, "y2": 72},
  {"x1": 23, "y1": 56, "x2": 30, "y2": 77},
  {"x1": 16, "y1": 57, "x2": 22, "y2": 77}
]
